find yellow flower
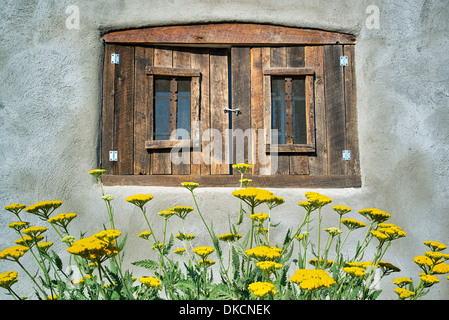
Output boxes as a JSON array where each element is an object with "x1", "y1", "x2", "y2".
[
  {"x1": 263, "y1": 195, "x2": 285, "y2": 209},
  {"x1": 304, "y1": 192, "x2": 332, "y2": 207},
  {"x1": 248, "y1": 281, "x2": 276, "y2": 298},
  {"x1": 15, "y1": 235, "x2": 44, "y2": 246},
  {"x1": 151, "y1": 243, "x2": 166, "y2": 250},
  {"x1": 217, "y1": 233, "x2": 242, "y2": 242},
  {"x1": 0, "y1": 245, "x2": 29, "y2": 261},
  {"x1": 290, "y1": 269, "x2": 336, "y2": 290},
  {"x1": 22, "y1": 226, "x2": 47, "y2": 237},
  {"x1": 413, "y1": 255, "x2": 433, "y2": 271},
  {"x1": 94, "y1": 229, "x2": 121, "y2": 242},
  {"x1": 139, "y1": 277, "x2": 161, "y2": 290},
  {"x1": 370, "y1": 230, "x2": 389, "y2": 242},
  {"x1": 420, "y1": 274, "x2": 440, "y2": 286},
  {"x1": 173, "y1": 248, "x2": 186, "y2": 255},
  {"x1": 324, "y1": 227, "x2": 342, "y2": 236},
  {"x1": 47, "y1": 213, "x2": 77, "y2": 228},
  {"x1": 394, "y1": 287, "x2": 415, "y2": 299},
  {"x1": 341, "y1": 218, "x2": 366, "y2": 230},
  {"x1": 37, "y1": 241, "x2": 54, "y2": 253},
  {"x1": 343, "y1": 267, "x2": 366, "y2": 278},
  {"x1": 198, "y1": 259, "x2": 216, "y2": 268},
  {"x1": 138, "y1": 231, "x2": 152, "y2": 240},
  {"x1": 423, "y1": 241, "x2": 447, "y2": 252},
  {"x1": 249, "y1": 213, "x2": 269, "y2": 223},
  {"x1": 8, "y1": 221, "x2": 30, "y2": 232},
  {"x1": 181, "y1": 182, "x2": 199, "y2": 192},
  {"x1": 193, "y1": 246, "x2": 215, "y2": 259},
  {"x1": 232, "y1": 188, "x2": 274, "y2": 208},
  {"x1": 232, "y1": 163, "x2": 253, "y2": 175},
  {"x1": 4, "y1": 203, "x2": 26, "y2": 218},
  {"x1": 0, "y1": 271, "x2": 18, "y2": 289},
  {"x1": 125, "y1": 194, "x2": 154, "y2": 209},
  {"x1": 332, "y1": 205, "x2": 352, "y2": 216},
  {"x1": 424, "y1": 251, "x2": 449, "y2": 262},
  {"x1": 175, "y1": 233, "x2": 196, "y2": 241},
  {"x1": 393, "y1": 277, "x2": 413, "y2": 287},
  {"x1": 169, "y1": 206, "x2": 194, "y2": 219},
  {"x1": 25, "y1": 200, "x2": 63, "y2": 220},
  {"x1": 358, "y1": 208, "x2": 391, "y2": 223},
  {"x1": 432, "y1": 262, "x2": 449, "y2": 274},
  {"x1": 62, "y1": 236, "x2": 75, "y2": 244},
  {"x1": 297, "y1": 200, "x2": 316, "y2": 212},
  {"x1": 67, "y1": 235, "x2": 118, "y2": 262},
  {"x1": 239, "y1": 179, "x2": 252, "y2": 188},
  {"x1": 158, "y1": 210, "x2": 176, "y2": 220},
  {"x1": 245, "y1": 246, "x2": 282, "y2": 261},
  {"x1": 89, "y1": 169, "x2": 107, "y2": 178},
  {"x1": 372, "y1": 224, "x2": 406, "y2": 242},
  {"x1": 256, "y1": 261, "x2": 282, "y2": 276}
]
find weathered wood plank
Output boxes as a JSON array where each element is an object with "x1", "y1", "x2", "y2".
[
  {"x1": 113, "y1": 45, "x2": 135, "y2": 175},
  {"x1": 146, "y1": 66, "x2": 200, "y2": 77},
  {"x1": 263, "y1": 67, "x2": 314, "y2": 76},
  {"x1": 250, "y1": 47, "x2": 264, "y2": 175},
  {"x1": 102, "y1": 174, "x2": 362, "y2": 188},
  {"x1": 104, "y1": 23, "x2": 356, "y2": 45},
  {"x1": 134, "y1": 46, "x2": 153, "y2": 175},
  {"x1": 261, "y1": 47, "x2": 272, "y2": 175},
  {"x1": 324, "y1": 45, "x2": 346, "y2": 175},
  {"x1": 209, "y1": 49, "x2": 230, "y2": 175},
  {"x1": 146, "y1": 140, "x2": 192, "y2": 149},
  {"x1": 231, "y1": 47, "x2": 251, "y2": 173},
  {"x1": 305, "y1": 46, "x2": 328, "y2": 175}
]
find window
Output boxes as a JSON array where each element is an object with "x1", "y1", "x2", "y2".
[{"x1": 101, "y1": 23, "x2": 360, "y2": 187}]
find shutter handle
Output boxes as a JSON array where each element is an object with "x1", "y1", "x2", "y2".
[{"x1": 223, "y1": 107, "x2": 241, "y2": 116}]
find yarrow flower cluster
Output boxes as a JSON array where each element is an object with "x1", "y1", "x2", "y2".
[
  {"x1": 193, "y1": 246, "x2": 215, "y2": 259},
  {"x1": 248, "y1": 281, "x2": 276, "y2": 298},
  {"x1": 245, "y1": 246, "x2": 282, "y2": 261},
  {"x1": 358, "y1": 208, "x2": 391, "y2": 223},
  {"x1": 289, "y1": 269, "x2": 336, "y2": 290},
  {"x1": 25, "y1": 200, "x2": 63, "y2": 220},
  {"x1": 0, "y1": 271, "x2": 18, "y2": 289},
  {"x1": 125, "y1": 194, "x2": 154, "y2": 209}
]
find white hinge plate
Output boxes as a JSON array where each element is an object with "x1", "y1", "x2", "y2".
[
  {"x1": 109, "y1": 151, "x2": 118, "y2": 162},
  {"x1": 111, "y1": 54, "x2": 120, "y2": 64},
  {"x1": 340, "y1": 56, "x2": 348, "y2": 67},
  {"x1": 342, "y1": 150, "x2": 351, "y2": 161}
]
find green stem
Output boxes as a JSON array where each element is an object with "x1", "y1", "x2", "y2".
[{"x1": 15, "y1": 260, "x2": 47, "y2": 297}]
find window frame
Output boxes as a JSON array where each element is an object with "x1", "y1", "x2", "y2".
[{"x1": 101, "y1": 23, "x2": 361, "y2": 188}]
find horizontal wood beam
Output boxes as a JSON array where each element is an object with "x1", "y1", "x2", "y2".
[
  {"x1": 103, "y1": 23, "x2": 356, "y2": 45},
  {"x1": 102, "y1": 174, "x2": 361, "y2": 188},
  {"x1": 266, "y1": 144, "x2": 316, "y2": 153},
  {"x1": 264, "y1": 67, "x2": 315, "y2": 76},
  {"x1": 146, "y1": 140, "x2": 193, "y2": 149},
  {"x1": 146, "y1": 66, "x2": 201, "y2": 77}
]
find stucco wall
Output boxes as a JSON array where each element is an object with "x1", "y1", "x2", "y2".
[{"x1": 0, "y1": 0, "x2": 448, "y2": 300}]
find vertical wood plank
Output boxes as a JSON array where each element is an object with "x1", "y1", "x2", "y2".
[
  {"x1": 270, "y1": 47, "x2": 290, "y2": 175},
  {"x1": 209, "y1": 49, "x2": 230, "y2": 175},
  {"x1": 324, "y1": 45, "x2": 346, "y2": 175},
  {"x1": 231, "y1": 47, "x2": 251, "y2": 173},
  {"x1": 343, "y1": 45, "x2": 360, "y2": 176},
  {"x1": 152, "y1": 47, "x2": 173, "y2": 175},
  {"x1": 306, "y1": 46, "x2": 328, "y2": 175},
  {"x1": 113, "y1": 45, "x2": 135, "y2": 175},
  {"x1": 261, "y1": 47, "x2": 272, "y2": 175},
  {"x1": 191, "y1": 48, "x2": 211, "y2": 175},
  {"x1": 102, "y1": 44, "x2": 116, "y2": 174},
  {"x1": 134, "y1": 46, "x2": 153, "y2": 175},
  {"x1": 287, "y1": 46, "x2": 309, "y2": 175},
  {"x1": 172, "y1": 49, "x2": 192, "y2": 175},
  {"x1": 250, "y1": 47, "x2": 264, "y2": 175}
]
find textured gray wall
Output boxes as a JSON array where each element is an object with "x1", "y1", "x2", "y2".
[{"x1": 0, "y1": 0, "x2": 448, "y2": 300}]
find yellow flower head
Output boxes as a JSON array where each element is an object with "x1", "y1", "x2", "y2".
[
  {"x1": 125, "y1": 194, "x2": 154, "y2": 209},
  {"x1": 181, "y1": 182, "x2": 199, "y2": 192},
  {"x1": 332, "y1": 205, "x2": 352, "y2": 216},
  {"x1": 239, "y1": 179, "x2": 252, "y2": 188},
  {"x1": 343, "y1": 266, "x2": 366, "y2": 278},
  {"x1": 393, "y1": 277, "x2": 413, "y2": 287},
  {"x1": 245, "y1": 246, "x2": 282, "y2": 261},
  {"x1": 8, "y1": 221, "x2": 30, "y2": 232},
  {"x1": 420, "y1": 274, "x2": 440, "y2": 286},
  {"x1": 169, "y1": 206, "x2": 194, "y2": 219},
  {"x1": 372, "y1": 224, "x2": 406, "y2": 242},
  {"x1": 158, "y1": 210, "x2": 176, "y2": 220},
  {"x1": 89, "y1": 169, "x2": 107, "y2": 178},
  {"x1": 37, "y1": 241, "x2": 54, "y2": 253},
  {"x1": 198, "y1": 259, "x2": 216, "y2": 268},
  {"x1": 432, "y1": 262, "x2": 449, "y2": 274},
  {"x1": 248, "y1": 281, "x2": 276, "y2": 298},
  {"x1": 324, "y1": 227, "x2": 342, "y2": 236},
  {"x1": 139, "y1": 277, "x2": 162, "y2": 290},
  {"x1": 305, "y1": 192, "x2": 333, "y2": 207},
  {"x1": 15, "y1": 235, "x2": 44, "y2": 247},
  {"x1": 423, "y1": 241, "x2": 447, "y2": 252},
  {"x1": 22, "y1": 226, "x2": 47, "y2": 237},
  {"x1": 47, "y1": 213, "x2": 77, "y2": 228},
  {"x1": 232, "y1": 188, "x2": 274, "y2": 208},
  {"x1": 0, "y1": 245, "x2": 29, "y2": 261},
  {"x1": 249, "y1": 213, "x2": 269, "y2": 224},
  {"x1": 232, "y1": 163, "x2": 253, "y2": 175},
  {"x1": 193, "y1": 246, "x2": 215, "y2": 259},
  {"x1": 0, "y1": 271, "x2": 18, "y2": 289},
  {"x1": 297, "y1": 201, "x2": 316, "y2": 212},
  {"x1": 4, "y1": 203, "x2": 26, "y2": 218},
  {"x1": 289, "y1": 269, "x2": 336, "y2": 290},
  {"x1": 67, "y1": 235, "x2": 118, "y2": 262},
  {"x1": 25, "y1": 200, "x2": 63, "y2": 220},
  {"x1": 94, "y1": 229, "x2": 121, "y2": 243},
  {"x1": 341, "y1": 218, "x2": 366, "y2": 230},
  {"x1": 138, "y1": 231, "x2": 152, "y2": 240},
  {"x1": 394, "y1": 287, "x2": 415, "y2": 299},
  {"x1": 256, "y1": 261, "x2": 282, "y2": 276},
  {"x1": 173, "y1": 248, "x2": 186, "y2": 255},
  {"x1": 358, "y1": 208, "x2": 391, "y2": 223},
  {"x1": 175, "y1": 233, "x2": 196, "y2": 241},
  {"x1": 217, "y1": 233, "x2": 242, "y2": 242},
  {"x1": 424, "y1": 251, "x2": 449, "y2": 262}
]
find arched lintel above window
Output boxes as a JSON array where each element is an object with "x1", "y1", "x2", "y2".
[{"x1": 103, "y1": 23, "x2": 356, "y2": 46}]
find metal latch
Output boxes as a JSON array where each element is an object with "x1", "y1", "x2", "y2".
[
  {"x1": 223, "y1": 107, "x2": 241, "y2": 116},
  {"x1": 111, "y1": 54, "x2": 120, "y2": 64},
  {"x1": 342, "y1": 150, "x2": 351, "y2": 161},
  {"x1": 109, "y1": 151, "x2": 118, "y2": 162},
  {"x1": 340, "y1": 56, "x2": 348, "y2": 67}
]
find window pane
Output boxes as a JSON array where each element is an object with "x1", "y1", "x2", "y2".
[
  {"x1": 271, "y1": 77, "x2": 286, "y2": 145},
  {"x1": 176, "y1": 78, "x2": 191, "y2": 139},
  {"x1": 154, "y1": 78, "x2": 171, "y2": 140},
  {"x1": 292, "y1": 77, "x2": 307, "y2": 144}
]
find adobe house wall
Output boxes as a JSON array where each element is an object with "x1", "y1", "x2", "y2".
[{"x1": 0, "y1": 0, "x2": 448, "y2": 299}]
